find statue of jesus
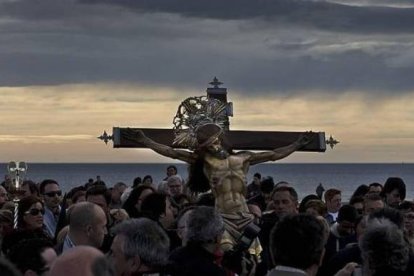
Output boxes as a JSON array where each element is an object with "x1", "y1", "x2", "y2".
[{"x1": 125, "y1": 123, "x2": 310, "y2": 253}]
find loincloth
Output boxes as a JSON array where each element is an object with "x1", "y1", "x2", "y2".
[{"x1": 220, "y1": 212, "x2": 262, "y2": 257}]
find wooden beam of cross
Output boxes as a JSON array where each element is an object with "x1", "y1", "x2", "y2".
[{"x1": 99, "y1": 78, "x2": 330, "y2": 152}]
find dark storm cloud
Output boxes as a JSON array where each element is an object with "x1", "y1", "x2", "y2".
[
  {"x1": 0, "y1": 0, "x2": 414, "y2": 95},
  {"x1": 80, "y1": 0, "x2": 414, "y2": 34}
]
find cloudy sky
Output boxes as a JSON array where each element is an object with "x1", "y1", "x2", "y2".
[{"x1": 1, "y1": 0, "x2": 414, "y2": 163}]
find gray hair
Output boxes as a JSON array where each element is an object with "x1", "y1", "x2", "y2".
[
  {"x1": 112, "y1": 218, "x2": 170, "y2": 267},
  {"x1": 185, "y1": 206, "x2": 224, "y2": 244},
  {"x1": 360, "y1": 218, "x2": 410, "y2": 274},
  {"x1": 167, "y1": 175, "x2": 182, "y2": 186}
]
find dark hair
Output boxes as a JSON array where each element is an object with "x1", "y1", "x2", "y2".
[
  {"x1": 140, "y1": 193, "x2": 168, "y2": 222},
  {"x1": 398, "y1": 201, "x2": 414, "y2": 213},
  {"x1": 337, "y1": 205, "x2": 359, "y2": 223},
  {"x1": 71, "y1": 190, "x2": 86, "y2": 204},
  {"x1": 133, "y1": 177, "x2": 142, "y2": 188},
  {"x1": 381, "y1": 177, "x2": 406, "y2": 201},
  {"x1": 86, "y1": 185, "x2": 111, "y2": 206},
  {"x1": 122, "y1": 186, "x2": 155, "y2": 218},
  {"x1": 270, "y1": 214, "x2": 325, "y2": 270},
  {"x1": 17, "y1": 195, "x2": 43, "y2": 229},
  {"x1": 324, "y1": 188, "x2": 341, "y2": 202},
  {"x1": 196, "y1": 193, "x2": 215, "y2": 207},
  {"x1": 368, "y1": 182, "x2": 383, "y2": 190},
  {"x1": 22, "y1": 180, "x2": 39, "y2": 196},
  {"x1": 299, "y1": 194, "x2": 320, "y2": 213},
  {"x1": 253, "y1": 173, "x2": 261, "y2": 179},
  {"x1": 143, "y1": 175, "x2": 153, "y2": 183},
  {"x1": 39, "y1": 179, "x2": 59, "y2": 194},
  {"x1": 364, "y1": 192, "x2": 383, "y2": 203},
  {"x1": 271, "y1": 186, "x2": 298, "y2": 202},
  {"x1": 368, "y1": 207, "x2": 404, "y2": 229},
  {"x1": 349, "y1": 195, "x2": 365, "y2": 206},
  {"x1": 7, "y1": 238, "x2": 53, "y2": 275},
  {"x1": 167, "y1": 165, "x2": 177, "y2": 172},
  {"x1": 351, "y1": 184, "x2": 369, "y2": 199},
  {"x1": 187, "y1": 155, "x2": 211, "y2": 194},
  {"x1": 260, "y1": 176, "x2": 275, "y2": 194},
  {"x1": 304, "y1": 199, "x2": 327, "y2": 216}
]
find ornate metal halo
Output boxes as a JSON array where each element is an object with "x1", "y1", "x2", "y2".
[{"x1": 172, "y1": 96, "x2": 228, "y2": 149}]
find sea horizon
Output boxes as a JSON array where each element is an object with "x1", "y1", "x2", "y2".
[{"x1": 1, "y1": 162, "x2": 413, "y2": 201}]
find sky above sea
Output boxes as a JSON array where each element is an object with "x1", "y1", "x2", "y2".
[{"x1": 0, "y1": 0, "x2": 414, "y2": 163}]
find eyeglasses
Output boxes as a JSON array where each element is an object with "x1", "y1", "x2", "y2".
[
  {"x1": 44, "y1": 191, "x2": 62, "y2": 197},
  {"x1": 25, "y1": 208, "x2": 45, "y2": 216}
]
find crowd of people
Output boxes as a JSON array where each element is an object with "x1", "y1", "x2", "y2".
[{"x1": 0, "y1": 165, "x2": 412, "y2": 276}]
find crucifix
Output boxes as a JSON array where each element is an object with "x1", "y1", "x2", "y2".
[
  {"x1": 99, "y1": 77, "x2": 336, "y2": 254},
  {"x1": 99, "y1": 77, "x2": 330, "y2": 152}
]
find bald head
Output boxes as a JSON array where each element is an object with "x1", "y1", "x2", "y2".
[
  {"x1": 49, "y1": 246, "x2": 104, "y2": 276},
  {"x1": 68, "y1": 202, "x2": 108, "y2": 248}
]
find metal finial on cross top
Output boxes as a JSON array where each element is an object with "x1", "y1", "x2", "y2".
[{"x1": 209, "y1": 77, "x2": 223, "y2": 88}]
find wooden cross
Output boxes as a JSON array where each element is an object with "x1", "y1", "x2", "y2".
[{"x1": 100, "y1": 78, "x2": 328, "y2": 152}]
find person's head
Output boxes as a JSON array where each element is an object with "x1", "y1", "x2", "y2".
[
  {"x1": 20, "y1": 180, "x2": 39, "y2": 198},
  {"x1": 122, "y1": 185, "x2": 155, "y2": 218},
  {"x1": 142, "y1": 175, "x2": 153, "y2": 186},
  {"x1": 166, "y1": 175, "x2": 183, "y2": 197},
  {"x1": 132, "y1": 177, "x2": 142, "y2": 188},
  {"x1": 69, "y1": 202, "x2": 108, "y2": 248},
  {"x1": 7, "y1": 238, "x2": 56, "y2": 275},
  {"x1": 111, "y1": 182, "x2": 127, "y2": 204},
  {"x1": 186, "y1": 206, "x2": 224, "y2": 246},
  {"x1": 252, "y1": 173, "x2": 261, "y2": 185},
  {"x1": 166, "y1": 165, "x2": 177, "y2": 177},
  {"x1": 349, "y1": 196, "x2": 365, "y2": 215},
  {"x1": 175, "y1": 206, "x2": 195, "y2": 245},
  {"x1": 0, "y1": 185, "x2": 8, "y2": 207},
  {"x1": 49, "y1": 246, "x2": 106, "y2": 276},
  {"x1": 39, "y1": 179, "x2": 62, "y2": 211},
  {"x1": 110, "y1": 218, "x2": 170, "y2": 276},
  {"x1": 368, "y1": 182, "x2": 383, "y2": 194},
  {"x1": 196, "y1": 192, "x2": 215, "y2": 207},
  {"x1": 324, "y1": 188, "x2": 342, "y2": 213},
  {"x1": 298, "y1": 194, "x2": 320, "y2": 213},
  {"x1": 368, "y1": 207, "x2": 404, "y2": 229},
  {"x1": 364, "y1": 193, "x2": 385, "y2": 215},
  {"x1": 351, "y1": 184, "x2": 369, "y2": 199},
  {"x1": 71, "y1": 190, "x2": 87, "y2": 204},
  {"x1": 360, "y1": 218, "x2": 409, "y2": 276},
  {"x1": 337, "y1": 204, "x2": 359, "y2": 237},
  {"x1": 260, "y1": 176, "x2": 275, "y2": 204},
  {"x1": 271, "y1": 186, "x2": 299, "y2": 216},
  {"x1": 398, "y1": 201, "x2": 414, "y2": 236},
  {"x1": 141, "y1": 193, "x2": 174, "y2": 229},
  {"x1": 196, "y1": 123, "x2": 224, "y2": 153},
  {"x1": 86, "y1": 185, "x2": 111, "y2": 214},
  {"x1": 17, "y1": 195, "x2": 44, "y2": 230},
  {"x1": 381, "y1": 177, "x2": 406, "y2": 208},
  {"x1": 270, "y1": 214, "x2": 326, "y2": 273},
  {"x1": 304, "y1": 199, "x2": 327, "y2": 217}
]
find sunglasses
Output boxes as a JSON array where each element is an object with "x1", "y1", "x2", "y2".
[
  {"x1": 44, "y1": 191, "x2": 62, "y2": 197},
  {"x1": 25, "y1": 208, "x2": 45, "y2": 216}
]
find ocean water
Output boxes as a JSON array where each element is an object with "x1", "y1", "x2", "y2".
[{"x1": 1, "y1": 163, "x2": 413, "y2": 201}]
